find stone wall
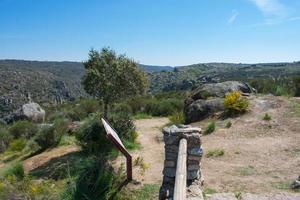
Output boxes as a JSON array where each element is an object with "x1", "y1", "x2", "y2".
[{"x1": 159, "y1": 124, "x2": 203, "y2": 200}]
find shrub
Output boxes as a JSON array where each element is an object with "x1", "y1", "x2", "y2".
[
  {"x1": 8, "y1": 121, "x2": 38, "y2": 139},
  {"x1": 2, "y1": 162, "x2": 24, "y2": 180},
  {"x1": 204, "y1": 122, "x2": 215, "y2": 135},
  {"x1": 75, "y1": 117, "x2": 113, "y2": 155},
  {"x1": 8, "y1": 139, "x2": 26, "y2": 152},
  {"x1": 0, "y1": 127, "x2": 12, "y2": 152},
  {"x1": 263, "y1": 113, "x2": 272, "y2": 121},
  {"x1": 169, "y1": 111, "x2": 185, "y2": 125},
  {"x1": 225, "y1": 121, "x2": 232, "y2": 128},
  {"x1": 206, "y1": 149, "x2": 225, "y2": 158},
  {"x1": 76, "y1": 112, "x2": 136, "y2": 155},
  {"x1": 224, "y1": 91, "x2": 249, "y2": 114},
  {"x1": 34, "y1": 119, "x2": 69, "y2": 150}
]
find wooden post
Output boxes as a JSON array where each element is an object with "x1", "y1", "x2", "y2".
[{"x1": 174, "y1": 138, "x2": 187, "y2": 200}]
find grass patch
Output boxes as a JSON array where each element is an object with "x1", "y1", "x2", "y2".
[
  {"x1": 58, "y1": 135, "x2": 77, "y2": 146},
  {"x1": 202, "y1": 188, "x2": 218, "y2": 198},
  {"x1": 225, "y1": 121, "x2": 232, "y2": 128},
  {"x1": 168, "y1": 111, "x2": 185, "y2": 125},
  {"x1": 206, "y1": 149, "x2": 225, "y2": 158},
  {"x1": 204, "y1": 122, "x2": 216, "y2": 135},
  {"x1": 263, "y1": 113, "x2": 272, "y2": 121},
  {"x1": 290, "y1": 99, "x2": 300, "y2": 117},
  {"x1": 0, "y1": 161, "x2": 24, "y2": 180},
  {"x1": 132, "y1": 113, "x2": 152, "y2": 120},
  {"x1": 236, "y1": 165, "x2": 256, "y2": 176},
  {"x1": 116, "y1": 184, "x2": 160, "y2": 200}
]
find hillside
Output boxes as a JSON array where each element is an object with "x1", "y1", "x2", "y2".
[
  {"x1": 149, "y1": 62, "x2": 300, "y2": 92},
  {"x1": 0, "y1": 60, "x2": 171, "y2": 118},
  {"x1": 1, "y1": 59, "x2": 300, "y2": 118}
]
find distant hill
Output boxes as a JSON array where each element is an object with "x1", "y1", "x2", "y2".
[
  {"x1": 139, "y1": 64, "x2": 173, "y2": 72},
  {"x1": 149, "y1": 62, "x2": 300, "y2": 92},
  {"x1": 1, "y1": 59, "x2": 300, "y2": 117},
  {"x1": 0, "y1": 59, "x2": 172, "y2": 117}
]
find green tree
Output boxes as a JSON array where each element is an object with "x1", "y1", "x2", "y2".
[{"x1": 82, "y1": 48, "x2": 148, "y2": 118}]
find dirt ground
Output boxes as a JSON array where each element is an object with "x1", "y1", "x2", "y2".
[
  {"x1": 20, "y1": 95, "x2": 300, "y2": 194},
  {"x1": 114, "y1": 117, "x2": 169, "y2": 185},
  {"x1": 23, "y1": 145, "x2": 80, "y2": 173},
  {"x1": 192, "y1": 95, "x2": 300, "y2": 193}
]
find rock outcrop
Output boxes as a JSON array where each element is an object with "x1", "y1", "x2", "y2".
[
  {"x1": 184, "y1": 81, "x2": 253, "y2": 123},
  {"x1": 3, "y1": 102, "x2": 45, "y2": 124}
]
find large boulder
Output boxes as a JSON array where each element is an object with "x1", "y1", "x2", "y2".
[
  {"x1": 189, "y1": 81, "x2": 253, "y2": 100},
  {"x1": 184, "y1": 98, "x2": 224, "y2": 123},
  {"x1": 184, "y1": 81, "x2": 253, "y2": 123},
  {"x1": 3, "y1": 102, "x2": 45, "y2": 124}
]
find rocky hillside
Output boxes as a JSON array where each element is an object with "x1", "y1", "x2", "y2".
[
  {"x1": 149, "y1": 62, "x2": 300, "y2": 92},
  {"x1": 1, "y1": 59, "x2": 300, "y2": 117}
]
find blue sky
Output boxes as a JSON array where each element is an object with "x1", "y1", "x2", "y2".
[{"x1": 0, "y1": 0, "x2": 300, "y2": 66}]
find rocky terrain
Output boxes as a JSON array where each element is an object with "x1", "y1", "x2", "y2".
[{"x1": 1, "y1": 59, "x2": 300, "y2": 119}]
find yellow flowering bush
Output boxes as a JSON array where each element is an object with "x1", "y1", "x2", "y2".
[{"x1": 224, "y1": 91, "x2": 249, "y2": 114}]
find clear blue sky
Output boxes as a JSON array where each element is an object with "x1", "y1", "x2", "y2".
[{"x1": 1, "y1": 0, "x2": 300, "y2": 66}]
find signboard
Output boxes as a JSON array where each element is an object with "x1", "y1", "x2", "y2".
[
  {"x1": 102, "y1": 118, "x2": 125, "y2": 148},
  {"x1": 101, "y1": 118, "x2": 132, "y2": 181}
]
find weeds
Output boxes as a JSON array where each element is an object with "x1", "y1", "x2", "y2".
[
  {"x1": 263, "y1": 113, "x2": 272, "y2": 121},
  {"x1": 206, "y1": 149, "x2": 225, "y2": 158},
  {"x1": 204, "y1": 122, "x2": 216, "y2": 135}
]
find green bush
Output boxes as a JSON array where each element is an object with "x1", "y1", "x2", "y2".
[
  {"x1": 8, "y1": 139, "x2": 26, "y2": 152},
  {"x1": 76, "y1": 112, "x2": 136, "y2": 155},
  {"x1": 204, "y1": 122, "x2": 215, "y2": 135},
  {"x1": 169, "y1": 111, "x2": 185, "y2": 125},
  {"x1": 0, "y1": 127, "x2": 12, "y2": 152},
  {"x1": 2, "y1": 162, "x2": 24, "y2": 180},
  {"x1": 34, "y1": 119, "x2": 69, "y2": 150},
  {"x1": 61, "y1": 157, "x2": 123, "y2": 200},
  {"x1": 8, "y1": 121, "x2": 38, "y2": 139}
]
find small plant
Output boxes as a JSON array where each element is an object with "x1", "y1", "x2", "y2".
[
  {"x1": 206, "y1": 149, "x2": 225, "y2": 158},
  {"x1": 134, "y1": 156, "x2": 150, "y2": 175},
  {"x1": 263, "y1": 113, "x2": 272, "y2": 121},
  {"x1": 168, "y1": 111, "x2": 185, "y2": 125},
  {"x1": 2, "y1": 162, "x2": 24, "y2": 180},
  {"x1": 225, "y1": 121, "x2": 232, "y2": 128},
  {"x1": 204, "y1": 122, "x2": 216, "y2": 135},
  {"x1": 8, "y1": 139, "x2": 27, "y2": 152},
  {"x1": 202, "y1": 188, "x2": 218, "y2": 198},
  {"x1": 224, "y1": 91, "x2": 249, "y2": 114}
]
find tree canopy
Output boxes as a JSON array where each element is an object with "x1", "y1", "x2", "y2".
[{"x1": 82, "y1": 47, "x2": 148, "y2": 117}]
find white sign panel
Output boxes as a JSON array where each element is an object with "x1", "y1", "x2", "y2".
[{"x1": 101, "y1": 118, "x2": 125, "y2": 148}]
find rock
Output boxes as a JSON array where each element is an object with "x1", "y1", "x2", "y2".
[
  {"x1": 291, "y1": 176, "x2": 300, "y2": 189},
  {"x1": 3, "y1": 102, "x2": 45, "y2": 124},
  {"x1": 22, "y1": 103, "x2": 45, "y2": 122},
  {"x1": 184, "y1": 98, "x2": 224, "y2": 123},
  {"x1": 184, "y1": 81, "x2": 253, "y2": 123},
  {"x1": 190, "y1": 81, "x2": 253, "y2": 100}
]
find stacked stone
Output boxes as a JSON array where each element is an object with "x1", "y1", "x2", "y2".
[{"x1": 159, "y1": 124, "x2": 203, "y2": 200}]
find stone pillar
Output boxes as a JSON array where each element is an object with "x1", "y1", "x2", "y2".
[{"x1": 159, "y1": 124, "x2": 203, "y2": 200}]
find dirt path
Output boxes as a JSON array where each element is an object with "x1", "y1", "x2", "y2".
[
  {"x1": 192, "y1": 96, "x2": 300, "y2": 193},
  {"x1": 23, "y1": 145, "x2": 80, "y2": 173},
  {"x1": 132, "y1": 117, "x2": 169, "y2": 184}
]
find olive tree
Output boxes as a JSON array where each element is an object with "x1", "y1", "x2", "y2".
[{"x1": 82, "y1": 47, "x2": 148, "y2": 118}]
